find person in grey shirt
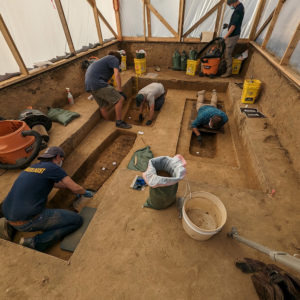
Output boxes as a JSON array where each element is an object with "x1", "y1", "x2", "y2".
[{"x1": 135, "y1": 83, "x2": 166, "y2": 125}]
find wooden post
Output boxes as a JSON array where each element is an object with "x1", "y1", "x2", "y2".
[
  {"x1": 143, "y1": 0, "x2": 146, "y2": 40},
  {"x1": 280, "y1": 22, "x2": 300, "y2": 65},
  {"x1": 86, "y1": 0, "x2": 118, "y2": 39},
  {"x1": 178, "y1": 0, "x2": 185, "y2": 41},
  {"x1": 145, "y1": 0, "x2": 151, "y2": 37},
  {"x1": 214, "y1": 4, "x2": 222, "y2": 38},
  {"x1": 183, "y1": 1, "x2": 222, "y2": 38},
  {"x1": 262, "y1": 0, "x2": 285, "y2": 49},
  {"x1": 254, "y1": 10, "x2": 274, "y2": 41},
  {"x1": 217, "y1": 0, "x2": 226, "y2": 36},
  {"x1": 249, "y1": 0, "x2": 266, "y2": 41},
  {"x1": 91, "y1": 0, "x2": 103, "y2": 44},
  {"x1": 113, "y1": 0, "x2": 122, "y2": 40},
  {"x1": 0, "y1": 14, "x2": 28, "y2": 75},
  {"x1": 54, "y1": 0, "x2": 75, "y2": 53},
  {"x1": 147, "y1": 3, "x2": 178, "y2": 37}
]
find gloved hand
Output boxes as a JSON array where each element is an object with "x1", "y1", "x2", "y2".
[
  {"x1": 146, "y1": 120, "x2": 152, "y2": 126},
  {"x1": 197, "y1": 135, "x2": 202, "y2": 144},
  {"x1": 83, "y1": 190, "x2": 94, "y2": 198},
  {"x1": 223, "y1": 23, "x2": 228, "y2": 29},
  {"x1": 119, "y1": 91, "x2": 127, "y2": 100},
  {"x1": 139, "y1": 113, "x2": 144, "y2": 122}
]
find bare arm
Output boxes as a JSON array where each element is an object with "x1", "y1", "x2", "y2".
[
  {"x1": 59, "y1": 176, "x2": 86, "y2": 194},
  {"x1": 113, "y1": 68, "x2": 122, "y2": 92},
  {"x1": 224, "y1": 25, "x2": 236, "y2": 39},
  {"x1": 149, "y1": 104, "x2": 155, "y2": 121},
  {"x1": 54, "y1": 181, "x2": 67, "y2": 189},
  {"x1": 192, "y1": 127, "x2": 201, "y2": 136}
]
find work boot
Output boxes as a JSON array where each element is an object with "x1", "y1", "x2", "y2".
[
  {"x1": 0, "y1": 218, "x2": 15, "y2": 241},
  {"x1": 138, "y1": 113, "x2": 144, "y2": 122},
  {"x1": 116, "y1": 120, "x2": 132, "y2": 129},
  {"x1": 19, "y1": 237, "x2": 35, "y2": 249}
]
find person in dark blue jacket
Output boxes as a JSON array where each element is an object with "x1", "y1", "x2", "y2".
[{"x1": 192, "y1": 90, "x2": 228, "y2": 144}]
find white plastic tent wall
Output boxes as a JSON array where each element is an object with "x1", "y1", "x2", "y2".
[{"x1": 0, "y1": 0, "x2": 300, "y2": 76}]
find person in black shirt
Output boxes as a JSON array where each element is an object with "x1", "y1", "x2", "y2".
[{"x1": 221, "y1": 0, "x2": 244, "y2": 78}]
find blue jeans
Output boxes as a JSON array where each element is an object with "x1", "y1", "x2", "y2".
[{"x1": 13, "y1": 209, "x2": 83, "y2": 251}]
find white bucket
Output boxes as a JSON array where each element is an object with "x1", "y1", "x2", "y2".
[{"x1": 182, "y1": 191, "x2": 227, "y2": 241}]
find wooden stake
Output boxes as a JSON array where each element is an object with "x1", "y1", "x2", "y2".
[
  {"x1": 254, "y1": 10, "x2": 274, "y2": 41},
  {"x1": 54, "y1": 0, "x2": 75, "y2": 53},
  {"x1": 249, "y1": 0, "x2": 266, "y2": 41},
  {"x1": 147, "y1": 3, "x2": 178, "y2": 37},
  {"x1": 91, "y1": 0, "x2": 103, "y2": 44},
  {"x1": 178, "y1": 0, "x2": 185, "y2": 41},
  {"x1": 0, "y1": 14, "x2": 28, "y2": 75},
  {"x1": 262, "y1": 0, "x2": 285, "y2": 49},
  {"x1": 280, "y1": 22, "x2": 300, "y2": 65},
  {"x1": 183, "y1": 1, "x2": 222, "y2": 38}
]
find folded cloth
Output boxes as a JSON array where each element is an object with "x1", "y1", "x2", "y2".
[{"x1": 127, "y1": 146, "x2": 153, "y2": 172}]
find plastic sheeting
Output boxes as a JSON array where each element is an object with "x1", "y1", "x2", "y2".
[{"x1": 96, "y1": 0, "x2": 117, "y2": 39}]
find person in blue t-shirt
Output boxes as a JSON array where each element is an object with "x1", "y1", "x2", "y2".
[
  {"x1": 0, "y1": 146, "x2": 93, "y2": 251},
  {"x1": 85, "y1": 51, "x2": 131, "y2": 129},
  {"x1": 221, "y1": 0, "x2": 244, "y2": 78},
  {"x1": 192, "y1": 90, "x2": 228, "y2": 144}
]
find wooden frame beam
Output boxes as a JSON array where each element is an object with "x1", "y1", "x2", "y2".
[
  {"x1": 0, "y1": 14, "x2": 28, "y2": 75},
  {"x1": 249, "y1": 0, "x2": 266, "y2": 40},
  {"x1": 86, "y1": 0, "x2": 118, "y2": 39},
  {"x1": 280, "y1": 22, "x2": 300, "y2": 65},
  {"x1": 217, "y1": 1, "x2": 226, "y2": 36},
  {"x1": 254, "y1": 9, "x2": 274, "y2": 41},
  {"x1": 178, "y1": 0, "x2": 185, "y2": 41},
  {"x1": 54, "y1": 0, "x2": 75, "y2": 54},
  {"x1": 183, "y1": 1, "x2": 222, "y2": 38},
  {"x1": 91, "y1": 0, "x2": 103, "y2": 44},
  {"x1": 145, "y1": 0, "x2": 151, "y2": 37},
  {"x1": 147, "y1": 3, "x2": 178, "y2": 37},
  {"x1": 143, "y1": 0, "x2": 146, "y2": 40},
  {"x1": 113, "y1": 0, "x2": 122, "y2": 40},
  {"x1": 262, "y1": 0, "x2": 285, "y2": 49},
  {"x1": 214, "y1": 4, "x2": 222, "y2": 38}
]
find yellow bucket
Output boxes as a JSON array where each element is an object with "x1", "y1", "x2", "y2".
[
  {"x1": 232, "y1": 59, "x2": 242, "y2": 74},
  {"x1": 241, "y1": 79, "x2": 262, "y2": 104},
  {"x1": 186, "y1": 59, "x2": 198, "y2": 76},
  {"x1": 120, "y1": 56, "x2": 127, "y2": 71},
  {"x1": 134, "y1": 58, "x2": 146, "y2": 75},
  {"x1": 109, "y1": 74, "x2": 117, "y2": 87}
]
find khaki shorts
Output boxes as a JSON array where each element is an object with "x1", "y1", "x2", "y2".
[{"x1": 91, "y1": 85, "x2": 121, "y2": 108}]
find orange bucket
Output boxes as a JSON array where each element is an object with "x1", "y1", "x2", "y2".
[
  {"x1": 201, "y1": 58, "x2": 220, "y2": 75},
  {"x1": 0, "y1": 121, "x2": 35, "y2": 164}
]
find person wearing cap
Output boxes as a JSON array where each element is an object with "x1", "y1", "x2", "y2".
[
  {"x1": 221, "y1": 0, "x2": 244, "y2": 78},
  {"x1": 85, "y1": 51, "x2": 131, "y2": 129},
  {"x1": 136, "y1": 82, "x2": 166, "y2": 126},
  {"x1": 0, "y1": 146, "x2": 93, "y2": 251}
]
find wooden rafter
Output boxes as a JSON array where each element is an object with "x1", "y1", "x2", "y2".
[
  {"x1": 254, "y1": 9, "x2": 274, "y2": 41},
  {"x1": 249, "y1": 0, "x2": 266, "y2": 40},
  {"x1": 91, "y1": 0, "x2": 103, "y2": 44},
  {"x1": 54, "y1": 0, "x2": 75, "y2": 53},
  {"x1": 143, "y1": 0, "x2": 146, "y2": 40},
  {"x1": 178, "y1": 0, "x2": 185, "y2": 41},
  {"x1": 280, "y1": 22, "x2": 300, "y2": 65},
  {"x1": 0, "y1": 14, "x2": 28, "y2": 75},
  {"x1": 262, "y1": 0, "x2": 285, "y2": 49},
  {"x1": 86, "y1": 0, "x2": 118, "y2": 39},
  {"x1": 147, "y1": 2, "x2": 178, "y2": 37},
  {"x1": 217, "y1": 1, "x2": 226, "y2": 36},
  {"x1": 113, "y1": 0, "x2": 122, "y2": 40},
  {"x1": 145, "y1": 0, "x2": 151, "y2": 37},
  {"x1": 183, "y1": 1, "x2": 222, "y2": 38},
  {"x1": 214, "y1": 4, "x2": 222, "y2": 38}
]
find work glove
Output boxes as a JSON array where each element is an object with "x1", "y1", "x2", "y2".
[
  {"x1": 223, "y1": 23, "x2": 228, "y2": 29},
  {"x1": 197, "y1": 135, "x2": 202, "y2": 144},
  {"x1": 83, "y1": 190, "x2": 94, "y2": 198},
  {"x1": 139, "y1": 113, "x2": 144, "y2": 122},
  {"x1": 119, "y1": 91, "x2": 127, "y2": 100},
  {"x1": 146, "y1": 120, "x2": 152, "y2": 126}
]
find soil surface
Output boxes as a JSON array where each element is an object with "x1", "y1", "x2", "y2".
[{"x1": 186, "y1": 209, "x2": 217, "y2": 230}]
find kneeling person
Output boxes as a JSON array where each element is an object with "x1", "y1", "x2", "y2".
[
  {"x1": 135, "y1": 83, "x2": 165, "y2": 126},
  {"x1": 1, "y1": 146, "x2": 93, "y2": 251},
  {"x1": 192, "y1": 90, "x2": 228, "y2": 143}
]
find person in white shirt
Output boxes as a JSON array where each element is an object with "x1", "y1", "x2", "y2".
[{"x1": 135, "y1": 83, "x2": 166, "y2": 125}]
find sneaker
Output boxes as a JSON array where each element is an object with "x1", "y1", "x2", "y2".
[
  {"x1": 0, "y1": 218, "x2": 15, "y2": 241},
  {"x1": 197, "y1": 90, "x2": 205, "y2": 97},
  {"x1": 116, "y1": 120, "x2": 132, "y2": 129},
  {"x1": 19, "y1": 237, "x2": 35, "y2": 249}
]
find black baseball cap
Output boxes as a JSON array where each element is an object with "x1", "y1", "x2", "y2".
[{"x1": 38, "y1": 146, "x2": 65, "y2": 160}]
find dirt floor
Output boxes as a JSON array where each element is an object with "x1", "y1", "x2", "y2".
[{"x1": 0, "y1": 68, "x2": 300, "y2": 300}]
